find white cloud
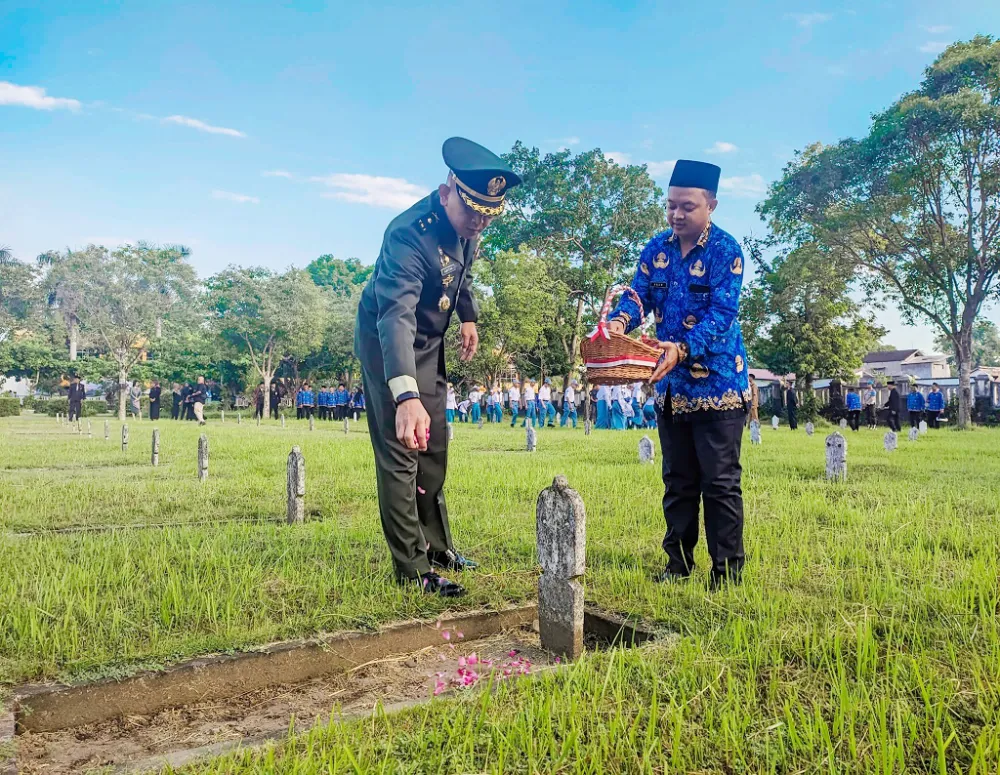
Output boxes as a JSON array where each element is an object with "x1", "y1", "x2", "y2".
[
  {"x1": 561, "y1": 136, "x2": 581, "y2": 146},
  {"x1": 645, "y1": 160, "x2": 677, "y2": 178},
  {"x1": 787, "y1": 12, "x2": 833, "y2": 27},
  {"x1": 706, "y1": 141, "x2": 739, "y2": 155},
  {"x1": 212, "y1": 190, "x2": 259, "y2": 204},
  {"x1": 605, "y1": 151, "x2": 633, "y2": 165},
  {"x1": 719, "y1": 174, "x2": 767, "y2": 199},
  {"x1": 0, "y1": 81, "x2": 81, "y2": 111},
  {"x1": 262, "y1": 169, "x2": 293, "y2": 179},
  {"x1": 919, "y1": 41, "x2": 948, "y2": 54},
  {"x1": 163, "y1": 114, "x2": 246, "y2": 138},
  {"x1": 924, "y1": 25, "x2": 951, "y2": 34},
  {"x1": 311, "y1": 173, "x2": 426, "y2": 210}
]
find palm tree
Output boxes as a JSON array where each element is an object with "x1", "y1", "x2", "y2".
[
  {"x1": 37, "y1": 248, "x2": 93, "y2": 361},
  {"x1": 0, "y1": 246, "x2": 13, "y2": 265}
]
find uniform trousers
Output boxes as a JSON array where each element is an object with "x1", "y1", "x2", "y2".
[
  {"x1": 68, "y1": 401, "x2": 82, "y2": 422},
  {"x1": 787, "y1": 406, "x2": 798, "y2": 430},
  {"x1": 656, "y1": 404, "x2": 745, "y2": 581},
  {"x1": 927, "y1": 410, "x2": 940, "y2": 429},
  {"x1": 886, "y1": 411, "x2": 901, "y2": 432},
  {"x1": 909, "y1": 411, "x2": 922, "y2": 428},
  {"x1": 360, "y1": 342, "x2": 454, "y2": 581},
  {"x1": 848, "y1": 410, "x2": 861, "y2": 431},
  {"x1": 865, "y1": 405, "x2": 876, "y2": 428}
]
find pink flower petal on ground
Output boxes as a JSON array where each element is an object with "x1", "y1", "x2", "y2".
[
  {"x1": 457, "y1": 656, "x2": 467, "y2": 668},
  {"x1": 508, "y1": 650, "x2": 519, "y2": 658},
  {"x1": 434, "y1": 681, "x2": 447, "y2": 696},
  {"x1": 442, "y1": 631, "x2": 451, "y2": 641},
  {"x1": 467, "y1": 653, "x2": 478, "y2": 665},
  {"x1": 555, "y1": 657, "x2": 561, "y2": 664},
  {"x1": 456, "y1": 632, "x2": 464, "y2": 639}
]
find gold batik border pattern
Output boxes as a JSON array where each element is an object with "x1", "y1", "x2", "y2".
[{"x1": 664, "y1": 387, "x2": 752, "y2": 415}]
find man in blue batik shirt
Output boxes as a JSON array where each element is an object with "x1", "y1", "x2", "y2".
[{"x1": 608, "y1": 160, "x2": 749, "y2": 589}]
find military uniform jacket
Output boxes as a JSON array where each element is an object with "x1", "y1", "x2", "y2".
[
  {"x1": 355, "y1": 193, "x2": 478, "y2": 397},
  {"x1": 610, "y1": 224, "x2": 750, "y2": 420}
]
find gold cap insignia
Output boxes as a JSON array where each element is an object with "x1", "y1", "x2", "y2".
[{"x1": 487, "y1": 175, "x2": 506, "y2": 197}]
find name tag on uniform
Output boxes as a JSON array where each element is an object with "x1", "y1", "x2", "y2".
[
  {"x1": 441, "y1": 263, "x2": 459, "y2": 277},
  {"x1": 689, "y1": 283, "x2": 710, "y2": 293},
  {"x1": 651, "y1": 281, "x2": 667, "y2": 289}
]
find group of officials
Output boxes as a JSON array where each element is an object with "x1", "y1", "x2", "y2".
[{"x1": 356, "y1": 138, "x2": 748, "y2": 597}]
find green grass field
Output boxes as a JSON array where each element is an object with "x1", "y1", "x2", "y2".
[{"x1": 1, "y1": 412, "x2": 998, "y2": 772}]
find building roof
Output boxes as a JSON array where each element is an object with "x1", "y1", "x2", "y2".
[
  {"x1": 748, "y1": 368, "x2": 794, "y2": 382},
  {"x1": 863, "y1": 349, "x2": 921, "y2": 363},
  {"x1": 971, "y1": 367, "x2": 1000, "y2": 379},
  {"x1": 906, "y1": 354, "x2": 948, "y2": 364}
]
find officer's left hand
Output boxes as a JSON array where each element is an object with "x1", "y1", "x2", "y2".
[
  {"x1": 648, "y1": 341, "x2": 680, "y2": 383},
  {"x1": 459, "y1": 322, "x2": 478, "y2": 362}
]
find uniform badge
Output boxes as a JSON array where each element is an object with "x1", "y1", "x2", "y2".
[
  {"x1": 683, "y1": 314, "x2": 697, "y2": 330},
  {"x1": 640, "y1": 262, "x2": 650, "y2": 276},
  {"x1": 735, "y1": 354, "x2": 744, "y2": 372},
  {"x1": 487, "y1": 176, "x2": 506, "y2": 196},
  {"x1": 653, "y1": 252, "x2": 669, "y2": 269},
  {"x1": 442, "y1": 275, "x2": 455, "y2": 288},
  {"x1": 438, "y1": 246, "x2": 451, "y2": 267},
  {"x1": 690, "y1": 362, "x2": 710, "y2": 379},
  {"x1": 689, "y1": 258, "x2": 706, "y2": 278},
  {"x1": 654, "y1": 308, "x2": 663, "y2": 324},
  {"x1": 731, "y1": 255, "x2": 743, "y2": 275},
  {"x1": 439, "y1": 294, "x2": 451, "y2": 312}
]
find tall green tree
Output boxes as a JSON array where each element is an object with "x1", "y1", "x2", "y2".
[
  {"x1": 760, "y1": 36, "x2": 1000, "y2": 428},
  {"x1": 36, "y1": 247, "x2": 103, "y2": 361},
  {"x1": 935, "y1": 319, "x2": 1000, "y2": 368},
  {"x1": 0, "y1": 253, "x2": 42, "y2": 344},
  {"x1": 307, "y1": 255, "x2": 373, "y2": 297},
  {"x1": 486, "y1": 144, "x2": 666, "y2": 384},
  {"x1": 745, "y1": 242, "x2": 885, "y2": 386},
  {"x1": 205, "y1": 267, "x2": 327, "y2": 408}
]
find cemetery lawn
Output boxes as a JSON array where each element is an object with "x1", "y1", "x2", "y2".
[{"x1": 0, "y1": 413, "x2": 998, "y2": 773}]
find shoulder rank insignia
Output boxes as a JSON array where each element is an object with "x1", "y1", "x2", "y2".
[
  {"x1": 689, "y1": 258, "x2": 706, "y2": 278},
  {"x1": 415, "y1": 211, "x2": 440, "y2": 234},
  {"x1": 731, "y1": 255, "x2": 743, "y2": 275},
  {"x1": 653, "y1": 251, "x2": 669, "y2": 269}
]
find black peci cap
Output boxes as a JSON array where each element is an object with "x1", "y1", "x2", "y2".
[
  {"x1": 669, "y1": 160, "x2": 722, "y2": 194},
  {"x1": 442, "y1": 137, "x2": 521, "y2": 216}
]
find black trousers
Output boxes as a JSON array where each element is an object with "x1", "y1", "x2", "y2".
[
  {"x1": 184, "y1": 403, "x2": 195, "y2": 421},
  {"x1": 360, "y1": 341, "x2": 453, "y2": 580},
  {"x1": 656, "y1": 406, "x2": 745, "y2": 581},
  {"x1": 927, "y1": 410, "x2": 940, "y2": 429},
  {"x1": 909, "y1": 411, "x2": 922, "y2": 428},
  {"x1": 848, "y1": 410, "x2": 861, "y2": 431},
  {"x1": 887, "y1": 411, "x2": 900, "y2": 432},
  {"x1": 864, "y1": 405, "x2": 876, "y2": 427},
  {"x1": 255, "y1": 401, "x2": 264, "y2": 420},
  {"x1": 787, "y1": 407, "x2": 798, "y2": 430},
  {"x1": 171, "y1": 399, "x2": 181, "y2": 420},
  {"x1": 270, "y1": 402, "x2": 280, "y2": 420},
  {"x1": 149, "y1": 401, "x2": 160, "y2": 421},
  {"x1": 68, "y1": 401, "x2": 82, "y2": 422}
]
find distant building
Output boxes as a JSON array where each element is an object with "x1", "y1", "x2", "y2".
[
  {"x1": 0, "y1": 376, "x2": 29, "y2": 398},
  {"x1": 863, "y1": 349, "x2": 951, "y2": 380}
]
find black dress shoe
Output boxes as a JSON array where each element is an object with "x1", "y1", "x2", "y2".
[
  {"x1": 408, "y1": 571, "x2": 465, "y2": 597},
  {"x1": 428, "y1": 550, "x2": 479, "y2": 572},
  {"x1": 656, "y1": 569, "x2": 692, "y2": 584}
]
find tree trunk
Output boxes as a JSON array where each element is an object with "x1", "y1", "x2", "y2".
[
  {"x1": 566, "y1": 296, "x2": 586, "y2": 388},
  {"x1": 118, "y1": 368, "x2": 127, "y2": 421},
  {"x1": 69, "y1": 317, "x2": 79, "y2": 362},
  {"x1": 155, "y1": 318, "x2": 163, "y2": 339},
  {"x1": 956, "y1": 332, "x2": 973, "y2": 429}
]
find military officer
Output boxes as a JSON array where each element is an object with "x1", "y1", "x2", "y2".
[
  {"x1": 355, "y1": 137, "x2": 521, "y2": 597},
  {"x1": 608, "y1": 160, "x2": 750, "y2": 589}
]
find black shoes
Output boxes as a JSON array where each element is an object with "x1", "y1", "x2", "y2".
[
  {"x1": 428, "y1": 550, "x2": 479, "y2": 572},
  {"x1": 656, "y1": 569, "x2": 691, "y2": 584},
  {"x1": 412, "y1": 571, "x2": 466, "y2": 597}
]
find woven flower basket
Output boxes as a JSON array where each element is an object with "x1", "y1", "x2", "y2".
[{"x1": 581, "y1": 286, "x2": 661, "y2": 386}]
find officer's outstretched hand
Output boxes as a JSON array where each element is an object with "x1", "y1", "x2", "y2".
[
  {"x1": 396, "y1": 398, "x2": 431, "y2": 451},
  {"x1": 648, "y1": 341, "x2": 680, "y2": 384}
]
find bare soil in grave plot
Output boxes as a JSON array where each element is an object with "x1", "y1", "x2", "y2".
[{"x1": 15, "y1": 631, "x2": 555, "y2": 774}]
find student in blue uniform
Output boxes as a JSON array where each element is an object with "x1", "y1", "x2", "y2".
[
  {"x1": 333, "y1": 382, "x2": 349, "y2": 420},
  {"x1": 522, "y1": 379, "x2": 537, "y2": 428},
  {"x1": 926, "y1": 383, "x2": 945, "y2": 428},
  {"x1": 608, "y1": 159, "x2": 749, "y2": 588},
  {"x1": 643, "y1": 393, "x2": 657, "y2": 429},
  {"x1": 845, "y1": 387, "x2": 862, "y2": 431},
  {"x1": 560, "y1": 380, "x2": 578, "y2": 428},
  {"x1": 349, "y1": 384, "x2": 365, "y2": 420},
  {"x1": 595, "y1": 384, "x2": 611, "y2": 429},
  {"x1": 296, "y1": 382, "x2": 315, "y2": 420},
  {"x1": 907, "y1": 387, "x2": 925, "y2": 428}
]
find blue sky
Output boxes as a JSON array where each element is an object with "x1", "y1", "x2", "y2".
[{"x1": 3, "y1": 0, "x2": 998, "y2": 352}]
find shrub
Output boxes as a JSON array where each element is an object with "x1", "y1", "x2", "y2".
[
  {"x1": 36, "y1": 398, "x2": 108, "y2": 417},
  {"x1": 0, "y1": 397, "x2": 21, "y2": 417}
]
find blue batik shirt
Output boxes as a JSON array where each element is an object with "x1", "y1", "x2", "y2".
[
  {"x1": 609, "y1": 223, "x2": 750, "y2": 420},
  {"x1": 845, "y1": 392, "x2": 862, "y2": 411},
  {"x1": 927, "y1": 390, "x2": 945, "y2": 411},
  {"x1": 907, "y1": 390, "x2": 925, "y2": 411}
]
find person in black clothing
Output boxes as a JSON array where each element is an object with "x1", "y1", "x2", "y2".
[
  {"x1": 254, "y1": 382, "x2": 265, "y2": 420},
  {"x1": 171, "y1": 383, "x2": 182, "y2": 420},
  {"x1": 884, "y1": 380, "x2": 901, "y2": 431},
  {"x1": 67, "y1": 375, "x2": 86, "y2": 422},
  {"x1": 189, "y1": 377, "x2": 208, "y2": 425},
  {"x1": 269, "y1": 381, "x2": 282, "y2": 420},
  {"x1": 785, "y1": 381, "x2": 798, "y2": 430},
  {"x1": 148, "y1": 380, "x2": 162, "y2": 421},
  {"x1": 181, "y1": 382, "x2": 195, "y2": 421}
]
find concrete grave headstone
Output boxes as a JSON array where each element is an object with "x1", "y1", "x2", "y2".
[
  {"x1": 584, "y1": 420, "x2": 592, "y2": 436},
  {"x1": 281, "y1": 414, "x2": 286, "y2": 428},
  {"x1": 309, "y1": 415, "x2": 315, "y2": 432},
  {"x1": 908, "y1": 426, "x2": 919, "y2": 442},
  {"x1": 806, "y1": 422, "x2": 814, "y2": 436},
  {"x1": 198, "y1": 434, "x2": 209, "y2": 481},
  {"x1": 104, "y1": 419, "x2": 110, "y2": 441},
  {"x1": 638, "y1": 435, "x2": 655, "y2": 464},
  {"x1": 87, "y1": 420, "x2": 92, "y2": 438},
  {"x1": 884, "y1": 431, "x2": 897, "y2": 452},
  {"x1": 151, "y1": 428, "x2": 160, "y2": 467},
  {"x1": 536, "y1": 476, "x2": 586, "y2": 660},
  {"x1": 825, "y1": 432, "x2": 847, "y2": 481},
  {"x1": 448, "y1": 422, "x2": 454, "y2": 441},
  {"x1": 839, "y1": 418, "x2": 847, "y2": 430},
  {"x1": 121, "y1": 424, "x2": 129, "y2": 452},
  {"x1": 750, "y1": 420, "x2": 762, "y2": 445},
  {"x1": 919, "y1": 420, "x2": 928, "y2": 435},
  {"x1": 526, "y1": 424, "x2": 537, "y2": 452},
  {"x1": 478, "y1": 417, "x2": 484, "y2": 430},
  {"x1": 286, "y1": 446, "x2": 305, "y2": 524},
  {"x1": 221, "y1": 410, "x2": 225, "y2": 424},
  {"x1": 344, "y1": 417, "x2": 350, "y2": 435},
  {"x1": 772, "y1": 416, "x2": 779, "y2": 430}
]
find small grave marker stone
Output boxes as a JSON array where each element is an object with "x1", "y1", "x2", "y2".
[
  {"x1": 536, "y1": 476, "x2": 586, "y2": 660},
  {"x1": 839, "y1": 418, "x2": 847, "y2": 430},
  {"x1": 750, "y1": 420, "x2": 762, "y2": 445},
  {"x1": 104, "y1": 419, "x2": 110, "y2": 441},
  {"x1": 151, "y1": 428, "x2": 160, "y2": 467},
  {"x1": 919, "y1": 420, "x2": 928, "y2": 435},
  {"x1": 638, "y1": 435, "x2": 655, "y2": 464},
  {"x1": 584, "y1": 420, "x2": 592, "y2": 436},
  {"x1": 286, "y1": 446, "x2": 305, "y2": 524},
  {"x1": 771, "y1": 416, "x2": 779, "y2": 430},
  {"x1": 198, "y1": 434, "x2": 209, "y2": 481},
  {"x1": 448, "y1": 422, "x2": 454, "y2": 441},
  {"x1": 526, "y1": 424, "x2": 537, "y2": 452},
  {"x1": 825, "y1": 432, "x2": 847, "y2": 481},
  {"x1": 805, "y1": 422, "x2": 814, "y2": 436},
  {"x1": 281, "y1": 414, "x2": 286, "y2": 428},
  {"x1": 309, "y1": 414, "x2": 315, "y2": 432},
  {"x1": 344, "y1": 417, "x2": 349, "y2": 435},
  {"x1": 908, "y1": 426, "x2": 919, "y2": 442},
  {"x1": 884, "y1": 431, "x2": 897, "y2": 452},
  {"x1": 121, "y1": 424, "x2": 129, "y2": 452}
]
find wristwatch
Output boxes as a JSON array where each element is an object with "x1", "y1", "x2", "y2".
[{"x1": 394, "y1": 392, "x2": 420, "y2": 406}]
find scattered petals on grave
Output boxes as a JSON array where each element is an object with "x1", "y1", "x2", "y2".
[{"x1": 430, "y1": 630, "x2": 534, "y2": 695}]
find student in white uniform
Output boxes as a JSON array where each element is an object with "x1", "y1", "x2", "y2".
[
  {"x1": 508, "y1": 380, "x2": 521, "y2": 427},
  {"x1": 560, "y1": 380, "x2": 578, "y2": 427},
  {"x1": 446, "y1": 383, "x2": 457, "y2": 424},
  {"x1": 468, "y1": 386, "x2": 482, "y2": 424},
  {"x1": 596, "y1": 384, "x2": 611, "y2": 429},
  {"x1": 492, "y1": 386, "x2": 504, "y2": 423},
  {"x1": 538, "y1": 378, "x2": 556, "y2": 427},
  {"x1": 522, "y1": 379, "x2": 537, "y2": 428}
]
